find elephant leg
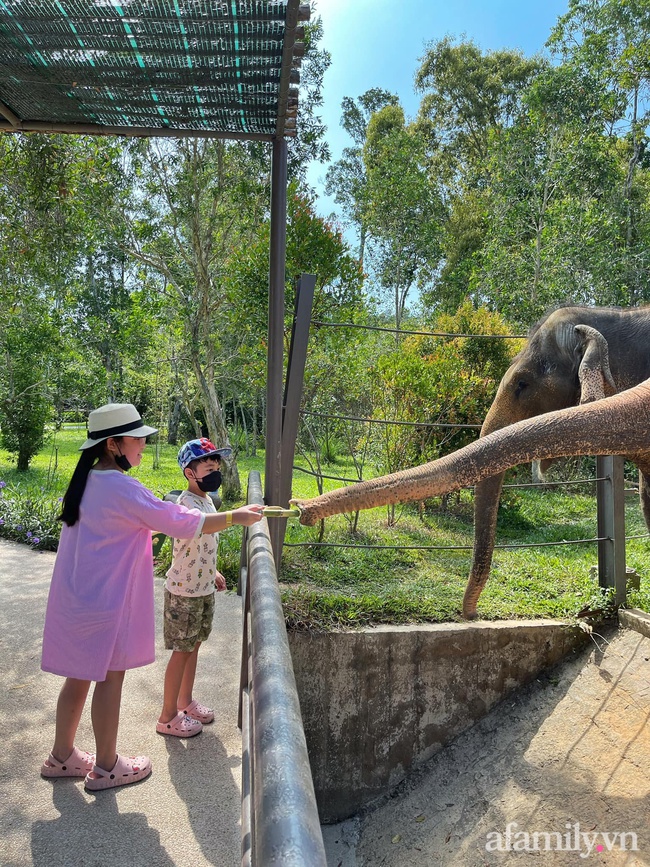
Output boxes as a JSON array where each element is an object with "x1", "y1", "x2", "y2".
[{"x1": 464, "y1": 472, "x2": 505, "y2": 619}]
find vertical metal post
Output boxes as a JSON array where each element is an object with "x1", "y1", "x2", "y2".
[
  {"x1": 268, "y1": 273, "x2": 316, "y2": 570},
  {"x1": 281, "y1": 274, "x2": 316, "y2": 505},
  {"x1": 596, "y1": 454, "x2": 627, "y2": 606},
  {"x1": 266, "y1": 137, "x2": 287, "y2": 561}
]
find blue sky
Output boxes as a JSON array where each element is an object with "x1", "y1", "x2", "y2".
[{"x1": 307, "y1": 0, "x2": 570, "y2": 220}]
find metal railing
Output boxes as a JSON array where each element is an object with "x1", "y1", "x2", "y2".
[{"x1": 238, "y1": 470, "x2": 327, "y2": 867}]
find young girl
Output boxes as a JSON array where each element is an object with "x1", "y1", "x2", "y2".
[{"x1": 40, "y1": 403, "x2": 264, "y2": 791}]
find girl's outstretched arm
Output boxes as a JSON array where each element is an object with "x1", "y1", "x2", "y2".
[{"x1": 202, "y1": 503, "x2": 265, "y2": 534}]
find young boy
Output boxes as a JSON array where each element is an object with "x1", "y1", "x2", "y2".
[{"x1": 156, "y1": 437, "x2": 232, "y2": 737}]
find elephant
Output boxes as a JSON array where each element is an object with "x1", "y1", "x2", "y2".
[{"x1": 294, "y1": 305, "x2": 650, "y2": 619}]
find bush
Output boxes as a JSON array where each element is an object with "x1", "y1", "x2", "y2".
[{"x1": 0, "y1": 480, "x2": 61, "y2": 550}]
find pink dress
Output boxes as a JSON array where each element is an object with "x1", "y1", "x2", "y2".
[{"x1": 41, "y1": 469, "x2": 206, "y2": 681}]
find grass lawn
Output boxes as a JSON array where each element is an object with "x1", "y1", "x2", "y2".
[{"x1": 2, "y1": 427, "x2": 649, "y2": 626}]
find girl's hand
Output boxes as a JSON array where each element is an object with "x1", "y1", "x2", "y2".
[
  {"x1": 215, "y1": 571, "x2": 226, "y2": 592},
  {"x1": 233, "y1": 504, "x2": 265, "y2": 526}
]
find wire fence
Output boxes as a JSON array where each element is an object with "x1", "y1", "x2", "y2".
[{"x1": 287, "y1": 317, "x2": 650, "y2": 556}]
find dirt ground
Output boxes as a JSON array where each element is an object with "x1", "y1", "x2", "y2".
[{"x1": 323, "y1": 624, "x2": 650, "y2": 866}]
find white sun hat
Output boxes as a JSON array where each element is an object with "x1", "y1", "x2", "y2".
[{"x1": 80, "y1": 403, "x2": 158, "y2": 450}]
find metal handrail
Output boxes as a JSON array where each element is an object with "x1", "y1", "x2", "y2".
[{"x1": 239, "y1": 470, "x2": 326, "y2": 867}]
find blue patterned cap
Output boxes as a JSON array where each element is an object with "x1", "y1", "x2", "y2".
[{"x1": 178, "y1": 437, "x2": 232, "y2": 470}]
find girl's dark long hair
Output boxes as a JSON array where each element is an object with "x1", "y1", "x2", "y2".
[{"x1": 58, "y1": 441, "x2": 107, "y2": 526}]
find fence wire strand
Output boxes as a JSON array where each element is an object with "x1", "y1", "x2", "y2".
[
  {"x1": 283, "y1": 536, "x2": 607, "y2": 552},
  {"x1": 310, "y1": 320, "x2": 527, "y2": 339}
]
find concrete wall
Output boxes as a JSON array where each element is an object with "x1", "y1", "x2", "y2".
[{"x1": 288, "y1": 620, "x2": 587, "y2": 822}]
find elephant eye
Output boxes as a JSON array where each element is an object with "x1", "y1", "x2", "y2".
[{"x1": 515, "y1": 380, "x2": 527, "y2": 397}]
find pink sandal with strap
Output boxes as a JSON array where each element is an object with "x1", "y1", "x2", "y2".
[
  {"x1": 179, "y1": 699, "x2": 214, "y2": 724},
  {"x1": 41, "y1": 746, "x2": 95, "y2": 778},
  {"x1": 156, "y1": 711, "x2": 203, "y2": 737},
  {"x1": 84, "y1": 753, "x2": 152, "y2": 791}
]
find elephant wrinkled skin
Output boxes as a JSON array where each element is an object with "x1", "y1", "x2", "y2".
[{"x1": 295, "y1": 306, "x2": 650, "y2": 619}]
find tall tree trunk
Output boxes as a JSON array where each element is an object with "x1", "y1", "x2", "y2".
[
  {"x1": 239, "y1": 397, "x2": 249, "y2": 456},
  {"x1": 251, "y1": 390, "x2": 259, "y2": 457},
  {"x1": 191, "y1": 355, "x2": 241, "y2": 499},
  {"x1": 167, "y1": 397, "x2": 182, "y2": 445},
  {"x1": 624, "y1": 87, "x2": 641, "y2": 304}
]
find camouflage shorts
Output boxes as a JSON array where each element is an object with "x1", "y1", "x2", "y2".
[{"x1": 163, "y1": 589, "x2": 215, "y2": 652}]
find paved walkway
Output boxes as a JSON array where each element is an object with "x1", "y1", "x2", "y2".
[{"x1": 0, "y1": 539, "x2": 244, "y2": 867}]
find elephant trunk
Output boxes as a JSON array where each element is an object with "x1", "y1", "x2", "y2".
[{"x1": 295, "y1": 379, "x2": 650, "y2": 526}]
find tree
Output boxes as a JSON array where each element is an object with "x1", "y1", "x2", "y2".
[
  {"x1": 468, "y1": 44, "x2": 648, "y2": 323},
  {"x1": 414, "y1": 39, "x2": 545, "y2": 312},
  {"x1": 415, "y1": 37, "x2": 545, "y2": 180},
  {"x1": 324, "y1": 88, "x2": 399, "y2": 265},
  {"x1": 0, "y1": 306, "x2": 54, "y2": 471},
  {"x1": 362, "y1": 104, "x2": 443, "y2": 327},
  {"x1": 287, "y1": 14, "x2": 332, "y2": 179},
  {"x1": 0, "y1": 133, "x2": 131, "y2": 467},
  {"x1": 367, "y1": 303, "x2": 516, "y2": 524},
  {"x1": 548, "y1": 0, "x2": 650, "y2": 304},
  {"x1": 475, "y1": 108, "x2": 624, "y2": 322},
  {"x1": 125, "y1": 137, "x2": 270, "y2": 497}
]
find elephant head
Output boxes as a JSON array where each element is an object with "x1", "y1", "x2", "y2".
[{"x1": 294, "y1": 313, "x2": 650, "y2": 618}]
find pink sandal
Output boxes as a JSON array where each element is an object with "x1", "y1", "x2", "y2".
[
  {"x1": 156, "y1": 711, "x2": 203, "y2": 737},
  {"x1": 84, "y1": 754, "x2": 151, "y2": 791},
  {"x1": 179, "y1": 699, "x2": 214, "y2": 724},
  {"x1": 41, "y1": 746, "x2": 95, "y2": 778}
]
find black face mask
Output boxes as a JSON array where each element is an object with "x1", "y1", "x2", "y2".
[
  {"x1": 195, "y1": 470, "x2": 222, "y2": 493},
  {"x1": 115, "y1": 449, "x2": 132, "y2": 472}
]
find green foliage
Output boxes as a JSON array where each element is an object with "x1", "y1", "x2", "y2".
[
  {"x1": 415, "y1": 36, "x2": 545, "y2": 176},
  {"x1": 412, "y1": 12, "x2": 650, "y2": 323},
  {"x1": 368, "y1": 303, "x2": 517, "y2": 478},
  {"x1": 324, "y1": 88, "x2": 400, "y2": 263},
  {"x1": 0, "y1": 305, "x2": 56, "y2": 471},
  {"x1": 362, "y1": 104, "x2": 443, "y2": 324},
  {"x1": 286, "y1": 14, "x2": 332, "y2": 177},
  {"x1": 0, "y1": 480, "x2": 60, "y2": 550},
  {"x1": 435, "y1": 301, "x2": 519, "y2": 383}
]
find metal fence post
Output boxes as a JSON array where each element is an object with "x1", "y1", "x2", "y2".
[
  {"x1": 596, "y1": 454, "x2": 627, "y2": 605},
  {"x1": 266, "y1": 137, "x2": 287, "y2": 551},
  {"x1": 269, "y1": 273, "x2": 316, "y2": 570}
]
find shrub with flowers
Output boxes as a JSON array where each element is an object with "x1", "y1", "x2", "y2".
[{"x1": 0, "y1": 480, "x2": 61, "y2": 550}]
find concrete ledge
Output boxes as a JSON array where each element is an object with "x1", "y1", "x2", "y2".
[
  {"x1": 289, "y1": 620, "x2": 588, "y2": 822},
  {"x1": 618, "y1": 607, "x2": 650, "y2": 639}
]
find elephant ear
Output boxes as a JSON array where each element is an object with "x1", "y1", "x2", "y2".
[{"x1": 574, "y1": 324, "x2": 617, "y2": 403}]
